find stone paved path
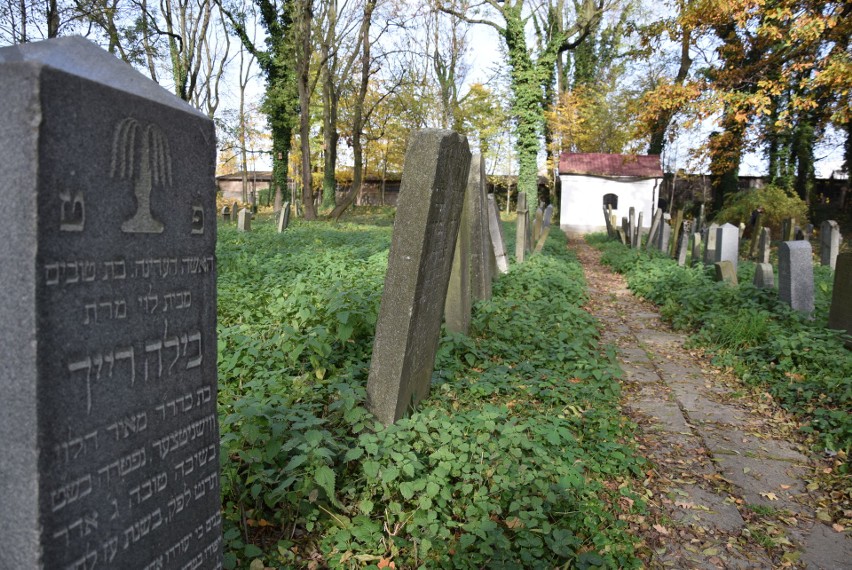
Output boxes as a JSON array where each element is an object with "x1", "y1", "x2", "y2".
[{"x1": 569, "y1": 237, "x2": 852, "y2": 569}]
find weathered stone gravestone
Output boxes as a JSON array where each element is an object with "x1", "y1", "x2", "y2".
[
  {"x1": 714, "y1": 223, "x2": 739, "y2": 273},
  {"x1": 820, "y1": 220, "x2": 841, "y2": 270},
  {"x1": 676, "y1": 220, "x2": 692, "y2": 266},
  {"x1": 691, "y1": 232, "x2": 702, "y2": 267},
  {"x1": 0, "y1": 37, "x2": 221, "y2": 569},
  {"x1": 532, "y1": 205, "x2": 543, "y2": 244},
  {"x1": 753, "y1": 263, "x2": 774, "y2": 289},
  {"x1": 486, "y1": 194, "x2": 509, "y2": 274},
  {"x1": 738, "y1": 222, "x2": 746, "y2": 239},
  {"x1": 696, "y1": 203, "x2": 705, "y2": 233},
  {"x1": 778, "y1": 241, "x2": 814, "y2": 315},
  {"x1": 221, "y1": 205, "x2": 231, "y2": 223},
  {"x1": 633, "y1": 212, "x2": 644, "y2": 249},
  {"x1": 646, "y1": 208, "x2": 663, "y2": 252},
  {"x1": 714, "y1": 261, "x2": 738, "y2": 286},
  {"x1": 628, "y1": 207, "x2": 636, "y2": 245},
  {"x1": 230, "y1": 200, "x2": 238, "y2": 223},
  {"x1": 603, "y1": 205, "x2": 614, "y2": 238},
  {"x1": 703, "y1": 223, "x2": 719, "y2": 265},
  {"x1": 366, "y1": 129, "x2": 471, "y2": 425},
  {"x1": 444, "y1": 159, "x2": 476, "y2": 334},
  {"x1": 467, "y1": 155, "x2": 492, "y2": 302},
  {"x1": 534, "y1": 227, "x2": 551, "y2": 254},
  {"x1": 237, "y1": 208, "x2": 251, "y2": 231},
  {"x1": 276, "y1": 203, "x2": 290, "y2": 233},
  {"x1": 516, "y1": 192, "x2": 530, "y2": 263},
  {"x1": 658, "y1": 221, "x2": 671, "y2": 254},
  {"x1": 828, "y1": 253, "x2": 852, "y2": 348},
  {"x1": 758, "y1": 227, "x2": 771, "y2": 264},
  {"x1": 670, "y1": 210, "x2": 684, "y2": 257},
  {"x1": 748, "y1": 212, "x2": 763, "y2": 258},
  {"x1": 543, "y1": 204, "x2": 553, "y2": 229},
  {"x1": 621, "y1": 217, "x2": 629, "y2": 243}
]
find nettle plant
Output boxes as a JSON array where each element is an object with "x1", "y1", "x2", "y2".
[{"x1": 216, "y1": 219, "x2": 646, "y2": 569}]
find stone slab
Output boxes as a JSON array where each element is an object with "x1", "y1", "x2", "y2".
[
  {"x1": 828, "y1": 252, "x2": 852, "y2": 347},
  {"x1": 778, "y1": 240, "x2": 814, "y2": 314},
  {"x1": 714, "y1": 223, "x2": 740, "y2": 273},
  {"x1": 467, "y1": 155, "x2": 492, "y2": 302},
  {"x1": 0, "y1": 37, "x2": 220, "y2": 569},
  {"x1": 753, "y1": 262, "x2": 774, "y2": 289},
  {"x1": 486, "y1": 194, "x2": 509, "y2": 274},
  {"x1": 714, "y1": 260, "x2": 738, "y2": 285},
  {"x1": 820, "y1": 220, "x2": 841, "y2": 270},
  {"x1": 366, "y1": 129, "x2": 471, "y2": 424}
]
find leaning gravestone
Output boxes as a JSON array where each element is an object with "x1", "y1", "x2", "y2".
[
  {"x1": 0, "y1": 38, "x2": 221, "y2": 569},
  {"x1": 543, "y1": 204, "x2": 553, "y2": 229},
  {"x1": 366, "y1": 129, "x2": 471, "y2": 425},
  {"x1": 714, "y1": 261, "x2": 738, "y2": 286},
  {"x1": 828, "y1": 253, "x2": 852, "y2": 348},
  {"x1": 633, "y1": 212, "x2": 644, "y2": 249},
  {"x1": 237, "y1": 208, "x2": 251, "y2": 231},
  {"x1": 230, "y1": 201, "x2": 238, "y2": 223},
  {"x1": 276, "y1": 203, "x2": 290, "y2": 233},
  {"x1": 753, "y1": 263, "x2": 774, "y2": 289},
  {"x1": 714, "y1": 223, "x2": 739, "y2": 273},
  {"x1": 467, "y1": 155, "x2": 492, "y2": 302},
  {"x1": 820, "y1": 220, "x2": 841, "y2": 270},
  {"x1": 516, "y1": 193, "x2": 529, "y2": 263},
  {"x1": 532, "y1": 205, "x2": 543, "y2": 245},
  {"x1": 778, "y1": 241, "x2": 814, "y2": 315},
  {"x1": 486, "y1": 194, "x2": 509, "y2": 274},
  {"x1": 676, "y1": 220, "x2": 692, "y2": 266},
  {"x1": 628, "y1": 207, "x2": 636, "y2": 245},
  {"x1": 646, "y1": 208, "x2": 663, "y2": 252},
  {"x1": 444, "y1": 165, "x2": 472, "y2": 335}
]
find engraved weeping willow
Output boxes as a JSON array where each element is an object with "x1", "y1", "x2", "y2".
[{"x1": 111, "y1": 118, "x2": 172, "y2": 233}]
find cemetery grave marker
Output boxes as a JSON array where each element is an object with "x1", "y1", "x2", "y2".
[
  {"x1": 516, "y1": 193, "x2": 529, "y2": 263},
  {"x1": 820, "y1": 220, "x2": 841, "y2": 270},
  {"x1": 532, "y1": 205, "x2": 543, "y2": 244},
  {"x1": 221, "y1": 206, "x2": 230, "y2": 223},
  {"x1": 703, "y1": 223, "x2": 719, "y2": 265},
  {"x1": 646, "y1": 208, "x2": 663, "y2": 252},
  {"x1": 828, "y1": 253, "x2": 852, "y2": 348},
  {"x1": 230, "y1": 200, "x2": 238, "y2": 223},
  {"x1": 486, "y1": 194, "x2": 509, "y2": 274},
  {"x1": 676, "y1": 220, "x2": 692, "y2": 266},
  {"x1": 628, "y1": 207, "x2": 636, "y2": 245},
  {"x1": 691, "y1": 232, "x2": 702, "y2": 267},
  {"x1": 277, "y1": 203, "x2": 290, "y2": 233},
  {"x1": 758, "y1": 227, "x2": 771, "y2": 264},
  {"x1": 753, "y1": 263, "x2": 774, "y2": 289},
  {"x1": 670, "y1": 210, "x2": 684, "y2": 257},
  {"x1": 467, "y1": 155, "x2": 492, "y2": 302},
  {"x1": 237, "y1": 208, "x2": 251, "y2": 231},
  {"x1": 714, "y1": 261, "x2": 738, "y2": 286},
  {"x1": 714, "y1": 223, "x2": 739, "y2": 273},
  {"x1": 633, "y1": 212, "x2": 644, "y2": 249},
  {"x1": 366, "y1": 129, "x2": 471, "y2": 425},
  {"x1": 0, "y1": 37, "x2": 221, "y2": 569},
  {"x1": 778, "y1": 241, "x2": 814, "y2": 315},
  {"x1": 543, "y1": 204, "x2": 553, "y2": 229},
  {"x1": 748, "y1": 212, "x2": 763, "y2": 258}
]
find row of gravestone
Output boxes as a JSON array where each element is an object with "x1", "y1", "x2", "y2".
[
  {"x1": 626, "y1": 206, "x2": 850, "y2": 347},
  {"x1": 222, "y1": 200, "x2": 294, "y2": 233},
  {"x1": 0, "y1": 38, "x2": 532, "y2": 568}
]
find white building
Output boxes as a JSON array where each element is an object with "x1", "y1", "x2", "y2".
[{"x1": 558, "y1": 153, "x2": 663, "y2": 235}]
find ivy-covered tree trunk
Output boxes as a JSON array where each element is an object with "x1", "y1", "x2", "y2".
[
  {"x1": 708, "y1": 111, "x2": 744, "y2": 213},
  {"x1": 792, "y1": 118, "x2": 815, "y2": 204}
]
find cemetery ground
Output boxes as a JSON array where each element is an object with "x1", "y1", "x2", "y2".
[{"x1": 216, "y1": 208, "x2": 850, "y2": 569}]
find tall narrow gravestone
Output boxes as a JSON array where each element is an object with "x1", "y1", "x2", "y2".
[
  {"x1": 467, "y1": 155, "x2": 492, "y2": 302},
  {"x1": 486, "y1": 194, "x2": 509, "y2": 274},
  {"x1": 691, "y1": 232, "x2": 702, "y2": 267},
  {"x1": 0, "y1": 38, "x2": 221, "y2": 569},
  {"x1": 633, "y1": 212, "x2": 644, "y2": 249},
  {"x1": 646, "y1": 208, "x2": 663, "y2": 252},
  {"x1": 820, "y1": 220, "x2": 841, "y2": 270},
  {"x1": 778, "y1": 241, "x2": 815, "y2": 315},
  {"x1": 516, "y1": 192, "x2": 529, "y2": 263},
  {"x1": 758, "y1": 227, "x2": 771, "y2": 264},
  {"x1": 237, "y1": 208, "x2": 251, "y2": 231},
  {"x1": 444, "y1": 168, "x2": 472, "y2": 335},
  {"x1": 703, "y1": 223, "x2": 719, "y2": 265},
  {"x1": 366, "y1": 130, "x2": 471, "y2": 425},
  {"x1": 828, "y1": 253, "x2": 852, "y2": 348}
]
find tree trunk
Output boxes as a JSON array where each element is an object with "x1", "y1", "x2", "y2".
[
  {"x1": 330, "y1": 0, "x2": 375, "y2": 221},
  {"x1": 296, "y1": 0, "x2": 316, "y2": 219},
  {"x1": 793, "y1": 118, "x2": 815, "y2": 203},
  {"x1": 46, "y1": 0, "x2": 59, "y2": 37}
]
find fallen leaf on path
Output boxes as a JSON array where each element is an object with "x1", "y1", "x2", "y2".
[
  {"x1": 832, "y1": 523, "x2": 845, "y2": 532},
  {"x1": 760, "y1": 492, "x2": 778, "y2": 501},
  {"x1": 653, "y1": 524, "x2": 669, "y2": 535}
]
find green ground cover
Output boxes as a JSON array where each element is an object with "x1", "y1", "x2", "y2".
[
  {"x1": 216, "y1": 214, "x2": 646, "y2": 569},
  {"x1": 588, "y1": 234, "x2": 852, "y2": 456}
]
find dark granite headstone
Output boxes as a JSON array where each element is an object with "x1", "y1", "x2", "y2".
[
  {"x1": 221, "y1": 206, "x2": 230, "y2": 223},
  {"x1": 0, "y1": 37, "x2": 220, "y2": 569},
  {"x1": 828, "y1": 253, "x2": 852, "y2": 348},
  {"x1": 366, "y1": 130, "x2": 471, "y2": 424},
  {"x1": 779, "y1": 241, "x2": 814, "y2": 314}
]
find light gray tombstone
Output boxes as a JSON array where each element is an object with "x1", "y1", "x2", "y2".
[
  {"x1": 753, "y1": 263, "x2": 774, "y2": 289},
  {"x1": 778, "y1": 241, "x2": 815, "y2": 315},
  {"x1": 0, "y1": 37, "x2": 221, "y2": 569},
  {"x1": 467, "y1": 155, "x2": 492, "y2": 302},
  {"x1": 633, "y1": 212, "x2": 644, "y2": 249},
  {"x1": 828, "y1": 252, "x2": 852, "y2": 348},
  {"x1": 691, "y1": 232, "x2": 702, "y2": 267},
  {"x1": 486, "y1": 194, "x2": 509, "y2": 274},
  {"x1": 659, "y1": 222, "x2": 672, "y2": 254},
  {"x1": 676, "y1": 221, "x2": 692, "y2": 266},
  {"x1": 703, "y1": 223, "x2": 720, "y2": 265},
  {"x1": 444, "y1": 175, "x2": 472, "y2": 335},
  {"x1": 516, "y1": 193, "x2": 529, "y2": 263},
  {"x1": 714, "y1": 223, "x2": 739, "y2": 273},
  {"x1": 277, "y1": 203, "x2": 290, "y2": 232},
  {"x1": 820, "y1": 220, "x2": 841, "y2": 270},
  {"x1": 222, "y1": 205, "x2": 231, "y2": 222},
  {"x1": 714, "y1": 261, "x2": 738, "y2": 285},
  {"x1": 366, "y1": 129, "x2": 471, "y2": 425},
  {"x1": 758, "y1": 227, "x2": 771, "y2": 264},
  {"x1": 543, "y1": 204, "x2": 553, "y2": 229},
  {"x1": 238, "y1": 207, "x2": 251, "y2": 231},
  {"x1": 646, "y1": 208, "x2": 663, "y2": 252},
  {"x1": 738, "y1": 222, "x2": 746, "y2": 239},
  {"x1": 628, "y1": 207, "x2": 636, "y2": 244}
]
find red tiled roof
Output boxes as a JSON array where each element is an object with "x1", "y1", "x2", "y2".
[{"x1": 558, "y1": 153, "x2": 662, "y2": 178}]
